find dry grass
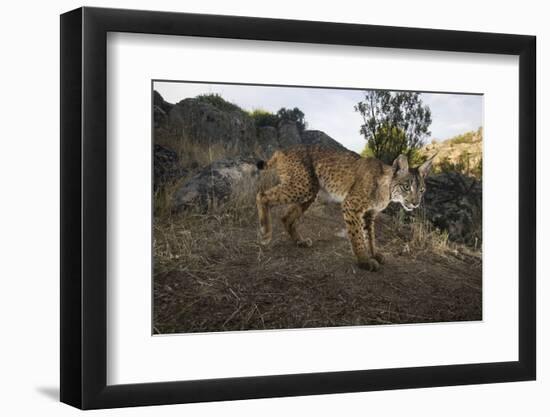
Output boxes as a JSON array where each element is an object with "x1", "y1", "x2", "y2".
[
  {"x1": 156, "y1": 128, "x2": 236, "y2": 169},
  {"x1": 391, "y1": 209, "x2": 451, "y2": 256},
  {"x1": 153, "y1": 160, "x2": 278, "y2": 222},
  {"x1": 153, "y1": 179, "x2": 482, "y2": 334},
  {"x1": 154, "y1": 176, "x2": 187, "y2": 219}
]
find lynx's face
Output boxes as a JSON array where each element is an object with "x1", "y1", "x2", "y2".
[{"x1": 390, "y1": 154, "x2": 435, "y2": 212}]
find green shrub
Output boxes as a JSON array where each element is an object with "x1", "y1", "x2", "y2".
[
  {"x1": 472, "y1": 157, "x2": 482, "y2": 178},
  {"x1": 448, "y1": 127, "x2": 483, "y2": 145},
  {"x1": 360, "y1": 141, "x2": 426, "y2": 165},
  {"x1": 407, "y1": 148, "x2": 428, "y2": 166},
  {"x1": 276, "y1": 107, "x2": 307, "y2": 132},
  {"x1": 249, "y1": 109, "x2": 279, "y2": 129},
  {"x1": 436, "y1": 151, "x2": 482, "y2": 179},
  {"x1": 195, "y1": 93, "x2": 244, "y2": 113},
  {"x1": 248, "y1": 107, "x2": 308, "y2": 132},
  {"x1": 360, "y1": 146, "x2": 375, "y2": 158}
]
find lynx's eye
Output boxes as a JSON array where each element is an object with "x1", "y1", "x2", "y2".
[
  {"x1": 402, "y1": 183, "x2": 411, "y2": 191},
  {"x1": 420, "y1": 187, "x2": 425, "y2": 193}
]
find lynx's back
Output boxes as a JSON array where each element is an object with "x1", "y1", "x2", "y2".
[
  {"x1": 307, "y1": 146, "x2": 362, "y2": 202},
  {"x1": 262, "y1": 144, "x2": 390, "y2": 203}
]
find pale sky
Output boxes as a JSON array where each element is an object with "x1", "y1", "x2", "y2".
[{"x1": 154, "y1": 81, "x2": 483, "y2": 153}]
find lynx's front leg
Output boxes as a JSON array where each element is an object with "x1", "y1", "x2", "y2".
[
  {"x1": 342, "y1": 199, "x2": 380, "y2": 271},
  {"x1": 363, "y1": 211, "x2": 385, "y2": 265}
]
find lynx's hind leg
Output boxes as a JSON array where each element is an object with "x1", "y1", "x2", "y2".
[
  {"x1": 281, "y1": 196, "x2": 317, "y2": 247},
  {"x1": 256, "y1": 147, "x2": 317, "y2": 246},
  {"x1": 256, "y1": 184, "x2": 316, "y2": 246},
  {"x1": 256, "y1": 188, "x2": 275, "y2": 245}
]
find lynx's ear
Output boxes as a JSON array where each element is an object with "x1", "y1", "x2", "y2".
[
  {"x1": 392, "y1": 154, "x2": 409, "y2": 176},
  {"x1": 419, "y1": 154, "x2": 437, "y2": 177}
]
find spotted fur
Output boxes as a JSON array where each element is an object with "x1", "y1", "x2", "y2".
[{"x1": 256, "y1": 145, "x2": 435, "y2": 271}]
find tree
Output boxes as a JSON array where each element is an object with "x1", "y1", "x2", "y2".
[
  {"x1": 355, "y1": 91, "x2": 432, "y2": 164},
  {"x1": 276, "y1": 107, "x2": 307, "y2": 132}
]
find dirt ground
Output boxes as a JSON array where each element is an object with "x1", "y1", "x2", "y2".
[{"x1": 153, "y1": 203, "x2": 482, "y2": 334}]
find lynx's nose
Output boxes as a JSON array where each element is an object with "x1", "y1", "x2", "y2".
[
  {"x1": 405, "y1": 202, "x2": 420, "y2": 210},
  {"x1": 411, "y1": 197, "x2": 421, "y2": 207}
]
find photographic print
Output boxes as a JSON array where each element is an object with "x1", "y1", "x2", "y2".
[{"x1": 152, "y1": 81, "x2": 483, "y2": 334}]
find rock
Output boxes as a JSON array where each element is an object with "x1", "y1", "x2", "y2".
[
  {"x1": 422, "y1": 172, "x2": 482, "y2": 245},
  {"x1": 153, "y1": 144, "x2": 187, "y2": 190},
  {"x1": 256, "y1": 127, "x2": 347, "y2": 159},
  {"x1": 277, "y1": 121, "x2": 302, "y2": 148},
  {"x1": 153, "y1": 91, "x2": 174, "y2": 128},
  {"x1": 172, "y1": 158, "x2": 259, "y2": 212},
  {"x1": 419, "y1": 128, "x2": 483, "y2": 178},
  {"x1": 161, "y1": 97, "x2": 258, "y2": 158},
  {"x1": 169, "y1": 99, "x2": 256, "y2": 155},
  {"x1": 256, "y1": 126, "x2": 279, "y2": 158},
  {"x1": 301, "y1": 130, "x2": 348, "y2": 151}
]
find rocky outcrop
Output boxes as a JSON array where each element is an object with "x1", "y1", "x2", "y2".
[
  {"x1": 420, "y1": 128, "x2": 483, "y2": 178},
  {"x1": 277, "y1": 121, "x2": 302, "y2": 148},
  {"x1": 153, "y1": 91, "x2": 174, "y2": 128},
  {"x1": 172, "y1": 158, "x2": 259, "y2": 212},
  {"x1": 301, "y1": 130, "x2": 347, "y2": 150},
  {"x1": 423, "y1": 172, "x2": 482, "y2": 245},
  {"x1": 160, "y1": 98, "x2": 258, "y2": 157}
]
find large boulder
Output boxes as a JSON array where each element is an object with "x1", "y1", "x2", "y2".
[
  {"x1": 153, "y1": 91, "x2": 174, "y2": 128},
  {"x1": 256, "y1": 126, "x2": 348, "y2": 159},
  {"x1": 422, "y1": 172, "x2": 482, "y2": 245},
  {"x1": 158, "y1": 96, "x2": 258, "y2": 158},
  {"x1": 172, "y1": 158, "x2": 259, "y2": 212},
  {"x1": 277, "y1": 121, "x2": 302, "y2": 148},
  {"x1": 301, "y1": 130, "x2": 348, "y2": 151}
]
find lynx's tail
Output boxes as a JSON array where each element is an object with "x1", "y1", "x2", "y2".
[{"x1": 256, "y1": 151, "x2": 282, "y2": 171}]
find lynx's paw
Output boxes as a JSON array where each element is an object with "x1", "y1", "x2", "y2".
[
  {"x1": 373, "y1": 253, "x2": 385, "y2": 265},
  {"x1": 357, "y1": 258, "x2": 380, "y2": 272},
  {"x1": 296, "y1": 238, "x2": 313, "y2": 248},
  {"x1": 259, "y1": 232, "x2": 272, "y2": 246}
]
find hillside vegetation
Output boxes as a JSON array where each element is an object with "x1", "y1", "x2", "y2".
[{"x1": 420, "y1": 127, "x2": 483, "y2": 178}]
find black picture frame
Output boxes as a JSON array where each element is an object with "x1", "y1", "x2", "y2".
[{"x1": 60, "y1": 6, "x2": 536, "y2": 410}]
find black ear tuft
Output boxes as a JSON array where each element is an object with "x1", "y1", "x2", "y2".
[{"x1": 256, "y1": 160, "x2": 266, "y2": 170}]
